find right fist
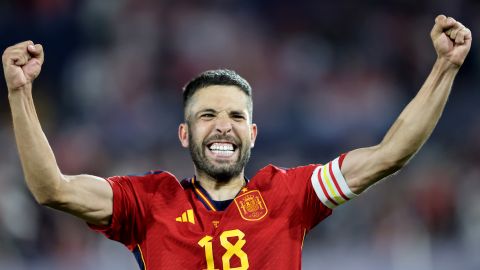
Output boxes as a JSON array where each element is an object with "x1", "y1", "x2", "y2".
[{"x1": 2, "y1": 40, "x2": 44, "y2": 91}]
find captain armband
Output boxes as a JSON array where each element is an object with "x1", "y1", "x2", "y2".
[{"x1": 311, "y1": 157, "x2": 357, "y2": 209}]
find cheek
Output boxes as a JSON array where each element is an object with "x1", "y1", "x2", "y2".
[
  {"x1": 235, "y1": 125, "x2": 252, "y2": 144},
  {"x1": 190, "y1": 124, "x2": 210, "y2": 144}
]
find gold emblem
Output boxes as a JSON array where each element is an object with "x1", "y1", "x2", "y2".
[{"x1": 234, "y1": 190, "x2": 268, "y2": 221}]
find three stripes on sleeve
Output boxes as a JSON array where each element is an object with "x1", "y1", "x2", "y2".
[{"x1": 311, "y1": 156, "x2": 357, "y2": 209}]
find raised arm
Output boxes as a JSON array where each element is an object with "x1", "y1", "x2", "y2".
[
  {"x1": 341, "y1": 15, "x2": 472, "y2": 194},
  {"x1": 3, "y1": 41, "x2": 112, "y2": 225}
]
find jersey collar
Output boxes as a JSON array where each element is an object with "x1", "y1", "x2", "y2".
[{"x1": 191, "y1": 176, "x2": 249, "y2": 211}]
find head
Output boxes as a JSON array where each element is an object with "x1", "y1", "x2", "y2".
[{"x1": 178, "y1": 69, "x2": 257, "y2": 182}]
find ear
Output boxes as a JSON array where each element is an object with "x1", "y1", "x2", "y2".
[
  {"x1": 250, "y1": 123, "x2": 258, "y2": 148},
  {"x1": 178, "y1": 123, "x2": 189, "y2": 148}
]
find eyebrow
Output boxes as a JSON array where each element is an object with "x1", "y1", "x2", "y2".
[{"x1": 229, "y1": 110, "x2": 246, "y2": 116}]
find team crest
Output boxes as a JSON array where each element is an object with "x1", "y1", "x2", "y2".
[{"x1": 234, "y1": 190, "x2": 268, "y2": 221}]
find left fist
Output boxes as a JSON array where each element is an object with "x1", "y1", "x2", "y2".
[{"x1": 431, "y1": 15, "x2": 472, "y2": 67}]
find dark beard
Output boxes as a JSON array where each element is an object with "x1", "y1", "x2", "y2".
[{"x1": 188, "y1": 132, "x2": 251, "y2": 182}]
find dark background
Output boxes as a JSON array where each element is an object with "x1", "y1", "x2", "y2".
[{"x1": 0, "y1": 0, "x2": 479, "y2": 269}]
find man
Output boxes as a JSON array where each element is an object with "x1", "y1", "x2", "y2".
[{"x1": 2, "y1": 14, "x2": 471, "y2": 269}]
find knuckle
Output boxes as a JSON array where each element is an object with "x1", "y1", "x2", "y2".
[
  {"x1": 436, "y1": 14, "x2": 446, "y2": 22},
  {"x1": 2, "y1": 49, "x2": 13, "y2": 60},
  {"x1": 3, "y1": 46, "x2": 12, "y2": 54}
]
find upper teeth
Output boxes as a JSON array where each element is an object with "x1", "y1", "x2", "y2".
[{"x1": 210, "y1": 143, "x2": 234, "y2": 151}]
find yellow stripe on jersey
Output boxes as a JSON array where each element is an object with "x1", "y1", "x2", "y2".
[
  {"x1": 137, "y1": 244, "x2": 147, "y2": 270},
  {"x1": 192, "y1": 177, "x2": 218, "y2": 211},
  {"x1": 301, "y1": 228, "x2": 307, "y2": 249}
]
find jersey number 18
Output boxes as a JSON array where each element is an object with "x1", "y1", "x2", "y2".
[{"x1": 198, "y1": 229, "x2": 249, "y2": 270}]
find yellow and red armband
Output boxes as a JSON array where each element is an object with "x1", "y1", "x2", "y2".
[{"x1": 311, "y1": 156, "x2": 357, "y2": 209}]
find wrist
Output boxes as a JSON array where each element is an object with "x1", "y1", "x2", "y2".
[
  {"x1": 434, "y1": 57, "x2": 461, "y2": 73},
  {"x1": 8, "y1": 85, "x2": 33, "y2": 100}
]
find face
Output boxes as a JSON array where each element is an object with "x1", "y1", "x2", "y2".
[{"x1": 179, "y1": 85, "x2": 257, "y2": 182}]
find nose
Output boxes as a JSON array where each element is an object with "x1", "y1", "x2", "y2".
[{"x1": 214, "y1": 112, "x2": 232, "y2": 134}]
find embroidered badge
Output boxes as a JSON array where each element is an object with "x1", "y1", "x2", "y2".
[{"x1": 234, "y1": 190, "x2": 268, "y2": 221}]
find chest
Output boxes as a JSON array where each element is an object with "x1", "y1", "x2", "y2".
[{"x1": 143, "y1": 186, "x2": 305, "y2": 269}]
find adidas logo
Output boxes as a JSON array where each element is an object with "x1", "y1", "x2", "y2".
[{"x1": 175, "y1": 209, "x2": 195, "y2": 224}]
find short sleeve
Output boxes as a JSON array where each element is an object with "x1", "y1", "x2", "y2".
[
  {"x1": 285, "y1": 153, "x2": 357, "y2": 230},
  {"x1": 88, "y1": 175, "x2": 150, "y2": 250}
]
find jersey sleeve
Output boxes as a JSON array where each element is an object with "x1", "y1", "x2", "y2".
[
  {"x1": 285, "y1": 153, "x2": 357, "y2": 230},
  {"x1": 88, "y1": 175, "x2": 151, "y2": 250}
]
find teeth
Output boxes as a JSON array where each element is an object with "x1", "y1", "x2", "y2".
[
  {"x1": 209, "y1": 143, "x2": 234, "y2": 151},
  {"x1": 211, "y1": 150, "x2": 233, "y2": 157}
]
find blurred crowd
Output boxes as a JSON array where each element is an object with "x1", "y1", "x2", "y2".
[{"x1": 0, "y1": 0, "x2": 479, "y2": 269}]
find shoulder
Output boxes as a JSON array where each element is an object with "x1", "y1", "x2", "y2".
[
  {"x1": 252, "y1": 164, "x2": 321, "y2": 179},
  {"x1": 106, "y1": 170, "x2": 183, "y2": 195},
  {"x1": 248, "y1": 164, "x2": 321, "y2": 191}
]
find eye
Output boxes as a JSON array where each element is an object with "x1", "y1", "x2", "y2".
[
  {"x1": 231, "y1": 113, "x2": 246, "y2": 121},
  {"x1": 200, "y1": 113, "x2": 215, "y2": 119}
]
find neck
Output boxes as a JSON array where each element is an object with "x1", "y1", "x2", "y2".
[{"x1": 195, "y1": 170, "x2": 246, "y2": 201}]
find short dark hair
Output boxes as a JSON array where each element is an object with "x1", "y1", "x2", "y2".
[{"x1": 182, "y1": 69, "x2": 253, "y2": 121}]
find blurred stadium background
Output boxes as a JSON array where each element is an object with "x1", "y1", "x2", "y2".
[{"x1": 0, "y1": 0, "x2": 479, "y2": 269}]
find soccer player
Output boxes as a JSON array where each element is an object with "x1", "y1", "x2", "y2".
[{"x1": 2, "y1": 15, "x2": 471, "y2": 269}]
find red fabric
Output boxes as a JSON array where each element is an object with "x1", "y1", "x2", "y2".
[
  {"x1": 89, "y1": 165, "x2": 332, "y2": 270},
  {"x1": 338, "y1": 152, "x2": 348, "y2": 168}
]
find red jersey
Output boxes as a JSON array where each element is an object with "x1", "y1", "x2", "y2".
[{"x1": 89, "y1": 155, "x2": 356, "y2": 269}]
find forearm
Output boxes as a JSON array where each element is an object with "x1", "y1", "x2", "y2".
[
  {"x1": 9, "y1": 86, "x2": 63, "y2": 204},
  {"x1": 343, "y1": 59, "x2": 459, "y2": 193},
  {"x1": 3, "y1": 41, "x2": 113, "y2": 224},
  {"x1": 379, "y1": 58, "x2": 458, "y2": 164},
  {"x1": 341, "y1": 15, "x2": 470, "y2": 194}
]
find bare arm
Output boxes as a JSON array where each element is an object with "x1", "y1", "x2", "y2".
[
  {"x1": 3, "y1": 41, "x2": 112, "y2": 226},
  {"x1": 341, "y1": 15, "x2": 472, "y2": 194}
]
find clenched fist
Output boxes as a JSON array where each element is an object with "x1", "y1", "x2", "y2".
[
  {"x1": 2, "y1": 40, "x2": 44, "y2": 92},
  {"x1": 431, "y1": 15, "x2": 472, "y2": 67}
]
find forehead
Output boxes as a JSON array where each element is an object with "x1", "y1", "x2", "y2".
[{"x1": 188, "y1": 85, "x2": 250, "y2": 113}]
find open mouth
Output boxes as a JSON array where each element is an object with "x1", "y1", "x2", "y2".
[{"x1": 206, "y1": 142, "x2": 238, "y2": 158}]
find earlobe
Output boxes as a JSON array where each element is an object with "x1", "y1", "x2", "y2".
[
  {"x1": 250, "y1": 123, "x2": 258, "y2": 148},
  {"x1": 178, "y1": 123, "x2": 189, "y2": 148}
]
